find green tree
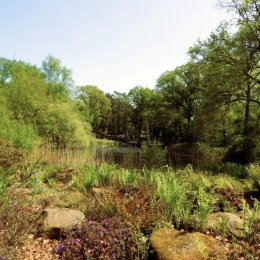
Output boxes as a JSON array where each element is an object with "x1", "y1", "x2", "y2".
[
  {"x1": 106, "y1": 91, "x2": 132, "y2": 137},
  {"x1": 128, "y1": 86, "x2": 158, "y2": 142},
  {"x1": 156, "y1": 62, "x2": 202, "y2": 143},
  {"x1": 78, "y1": 85, "x2": 111, "y2": 133},
  {"x1": 189, "y1": 22, "x2": 260, "y2": 162},
  {"x1": 41, "y1": 55, "x2": 74, "y2": 99},
  {"x1": 0, "y1": 57, "x2": 92, "y2": 148}
]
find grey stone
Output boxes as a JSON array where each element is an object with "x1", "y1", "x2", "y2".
[
  {"x1": 208, "y1": 212, "x2": 244, "y2": 238},
  {"x1": 40, "y1": 207, "x2": 86, "y2": 237}
]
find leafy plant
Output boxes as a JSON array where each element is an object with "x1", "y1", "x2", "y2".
[
  {"x1": 195, "y1": 187, "x2": 214, "y2": 231},
  {"x1": 242, "y1": 199, "x2": 260, "y2": 238},
  {"x1": 56, "y1": 217, "x2": 148, "y2": 260},
  {"x1": 156, "y1": 173, "x2": 193, "y2": 229}
]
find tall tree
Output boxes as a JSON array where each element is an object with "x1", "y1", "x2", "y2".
[
  {"x1": 189, "y1": 22, "x2": 260, "y2": 162},
  {"x1": 106, "y1": 91, "x2": 132, "y2": 137},
  {"x1": 156, "y1": 62, "x2": 202, "y2": 143},
  {"x1": 41, "y1": 55, "x2": 74, "y2": 99},
  {"x1": 128, "y1": 86, "x2": 158, "y2": 141},
  {"x1": 78, "y1": 85, "x2": 111, "y2": 133}
]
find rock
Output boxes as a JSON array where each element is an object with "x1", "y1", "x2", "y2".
[
  {"x1": 208, "y1": 212, "x2": 244, "y2": 238},
  {"x1": 41, "y1": 207, "x2": 86, "y2": 237},
  {"x1": 150, "y1": 228, "x2": 226, "y2": 260}
]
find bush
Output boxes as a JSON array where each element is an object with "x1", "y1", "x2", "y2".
[
  {"x1": 205, "y1": 162, "x2": 249, "y2": 179},
  {"x1": 224, "y1": 137, "x2": 258, "y2": 164},
  {"x1": 56, "y1": 217, "x2": 148, "y2": 260},
  {"x1": 0, "y1": 94, "x2": 40, "y2": 150},
  {"x1": 0, "y1": 138, "x2": 25, "y2": 169}
]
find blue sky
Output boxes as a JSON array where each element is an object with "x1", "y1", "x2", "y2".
[{"x1": 0, "y1": 0, "x2": 230, "y2": 93}]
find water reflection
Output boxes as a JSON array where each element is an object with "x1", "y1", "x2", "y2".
[
  {"x1": 33, "y1": 145, "x2": 143, "y2": 168},
  {"x1": 94, "y1": 146, "x2": 142, "y2": 168}
]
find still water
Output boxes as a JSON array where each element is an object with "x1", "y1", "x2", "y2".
[{"x1": 37, "y1": 145, "x2": 143, "y2": 168}]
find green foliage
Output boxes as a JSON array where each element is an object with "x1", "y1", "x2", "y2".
[
  {"x1": 0, "y1": 100, "x2": 39, "y2": 150},
  {"x1": 0, "y1": 57, "x2": 92, "y2": 149},
  {"x1": 0, "y1": 138, "x2": 25, "y2": 169},
  {"x1": 72, "y1": 164, "x2": 117, "y2": 191},
  {"x1": 195, "y1": 187, "x2": 214, "y2": 231},
  {"x1": 242, "y1": 199, "x2": 260, "y2": 238},
  {"x1": 156, "y1": 62, "x2": 202, "y2": 143},
  {"x1": 78, "y1": 85, "x2": 111, "y2": 133},
  {"x1": 106, "y1": 91, "x2": 132, "y2": 136},
  {"x1": 155, "y1": 171, "x2": 194, "y2": 228},
  {"x1": 42, "y1": 55, "x2": 74, "y2": 99},
  {"x1": 0, "y1": 167, "x2": 12, "y2": 200},
  {"x1": 205, "y1": 162, "x2": 250, "y2": 178},
  {"x1": 247, "y1": 164, "x2": 260, "y2": 189},
  {"x1": 224, "y1": 137, "x2": 259, "y2": 164},
  {"x1": 116, "y1": 168, "x2": 139, "y2": 186}
]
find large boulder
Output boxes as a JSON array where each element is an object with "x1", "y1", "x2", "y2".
[
  {"x1": 207, "y1": 212, "x2": 244, "y2": 238},
  {"x1": 40, "y1": 207, "x2": 86, "y2": 237},
  {"x1": 150, "y1": 228, "x2": 226, "y2": 260}
]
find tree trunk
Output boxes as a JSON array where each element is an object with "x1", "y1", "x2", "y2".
[{"x1": 243, "y1": 82, "x2": 251, "y2": 137}]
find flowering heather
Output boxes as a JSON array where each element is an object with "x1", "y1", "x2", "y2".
[{"x1": 56, "y1": 217, "x2": 148, "y2": 260}]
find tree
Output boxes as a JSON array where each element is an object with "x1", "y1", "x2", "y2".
[
  {"x1": 41, "y1": 55, "x2": 74, "y2": 99},
  {"x1": 189, "y1": 21, "x2": 260, "y2": 162},
  {"x1": 156, "y1": 62, "x2": 203, "y2": 143},
  {"x1": 219, "y1": 0, "x2": 260, "y2": 54},
  {"x1": 106, "y1": 91, "x2": 132, "y2": 137},
  {"x1": 78, "y1": 85, "x2": 111, "y2": 133},
  {"x1": 128, "y1": 86, "x2": 159, "y2": 142}
]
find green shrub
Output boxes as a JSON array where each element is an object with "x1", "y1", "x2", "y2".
[
  {"x1": 204, "y1": 162, "x2": 249, "y2": 178},
  {"x1": 0, "y1": 138, "x2": 25, "y2": 169},
  {"x1": 195, "y1": 187, "x2": 214, "y2": 231},
  {"x1": 0, "y1": 94, "x2": 40, "y2": 150},
  {"x1": 0, "y1": 167, "x2": 12, "y2": 201},
  {"x1": 155, "y1": 173, "x2": 194, "y2": 229},
  {"x1": 224, "y1": 137, "x2": 259, "y2": 164}
]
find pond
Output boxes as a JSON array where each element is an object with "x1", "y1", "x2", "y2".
[
  {"x1": 32, "y1": 145, "x2": 143, "y2": 168},
  {"x1": 32, "y1": 143, "x2": 203, "y2": 169}
]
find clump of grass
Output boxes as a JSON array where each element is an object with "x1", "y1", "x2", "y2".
[
  {"x1": 242, "y1": 199, "x2": 260, "y2": 239},
  {"x1": 154, "y1": 168, "x2": 194, "y2": 229},
  {"x1": 116, "y1": 168, "x2": 139, "y2": 187},
  {"x1": 195, "y1": 187, "x2": 214, "y2": 231},
  {"x1": 72, "y1": 164, "x2": 118, "y2": 191},
  {"x1": 247, "y1": 164, "x2": 260, "y2": 190}
]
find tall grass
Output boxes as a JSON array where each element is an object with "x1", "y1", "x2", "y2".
[{"x1": 27, "y1": 143, "x2": 98, "y2": 167}]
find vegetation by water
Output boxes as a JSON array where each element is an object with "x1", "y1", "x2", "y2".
[{"x1": 0, "y1": 0, "x2": 260, "y2": 259}]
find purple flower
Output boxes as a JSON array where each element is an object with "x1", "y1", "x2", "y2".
[{"x1": 55, "y1": 243, "x2": 65, "y2": 254}]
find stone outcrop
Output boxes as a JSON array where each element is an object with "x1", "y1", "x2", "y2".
[
  {"x1": 150, "y1": 228, "x2": 226, "y2": 260},
  {"x1": 40, "y1": 207, "x2": 86, "y2": 237},
  {"x1": 207, "y1": 212, "x2": 244, "y2": 238}
]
